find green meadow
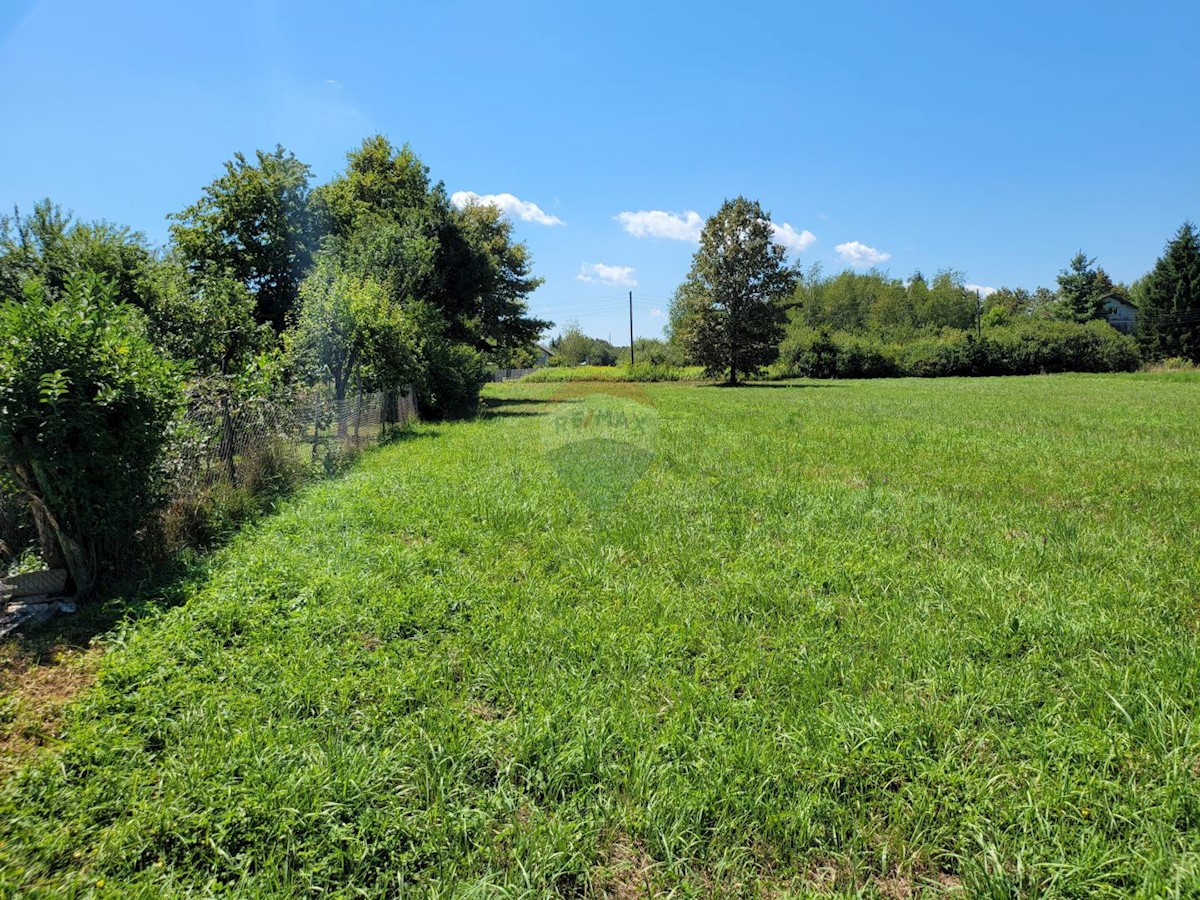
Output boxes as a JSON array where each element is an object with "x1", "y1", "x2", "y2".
[{"x1": 3, "y1": 373, "x2": 1200, "y2": 897}]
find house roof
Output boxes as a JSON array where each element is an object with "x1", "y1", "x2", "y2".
[{"x1": 1100, "y1": 294, "x2": 1137, "y2": 311}]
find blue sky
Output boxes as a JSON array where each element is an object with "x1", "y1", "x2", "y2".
[{"x1": 2, "y1": 1, "x2": 1198, "y2": 341}]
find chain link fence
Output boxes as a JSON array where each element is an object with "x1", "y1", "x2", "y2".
[
  {"x1": 169, "y1": 379, "x2": 418, "y2": 495},
  {"x1": 1, "y1": 381, "x2": 420, "y2": 573}
]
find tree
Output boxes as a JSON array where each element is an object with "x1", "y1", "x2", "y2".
[
  {"x1": 1137, "y1": 222, "x2": 1200, "y2": 361},
  {"x1": 450, "y1": 201, "x2": 551, "y2": 358},
  {"x1": 0, "y1": 276, "x2": 181, "y2": 596},
  {"x1": 671, "y1": 197, "x2": 796, "y2": 384},
  {"x1": 290, "y1": 256, "x2": 416, "y2": 432},
  {"x1": 170, "y1": 146, "x2": 314, "y2": 331},
  {"x1": 312, "y1": 136, "x2": 548, "y2": 363},
  {"x1": 1056, "y1": 252, "x2": 1108, "y2": 323},
  {"x1": 145, "y1": 261, "x2": 273, "y2": 377},
  {"x1": 550, "y1": 322, "x2": 618, "y2": 366},
  {"x1": 918, "y1": 270, "x2": 976, "y2": 329},
  {"x1": 0, "y1": 200, "x2": 160, "y2": 309}
]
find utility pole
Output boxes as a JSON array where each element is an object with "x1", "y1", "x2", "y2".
[{"x1": 629, "y1": 291, "x2": 635, "y2": 366}]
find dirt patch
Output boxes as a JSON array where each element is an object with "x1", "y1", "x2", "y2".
[
  {"x1": 467, "y1": 700, "x2": 500, "y2": 721},
  {"x1": 0, "y1": 639, "x2": 100, "y2": 777},
  {"x1": 873, "y1": 875, "x2": 916, "y2": 899},
  {"x1": 597, "y1": 832, "x2": 657, "y2": 899},
  {"x1": 936, "y1": 873, "x2": 964, "y2": 892},
  {"x1": 354, "y1": 633, "x2": 383, "y2": 651},
  {"x1": 803, "y1": 860, "x2": 841, "y2": 894}
]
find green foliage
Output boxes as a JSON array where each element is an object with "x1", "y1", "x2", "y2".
[
  {"x1": 169, "y1": 146, "x2": 314, "y2": 332},
  {"x1": 672, "y1": 196, "x2": 795, "y2": 384},
  {"x1": 778, "y1": 320, "x2": 1141, "y2": 378},
  {"x1": 311, "y1": 136, "x2": 549, "y2": 365},
  {"x1": 983, "y1": 285, "x2": 1059, "y2": 319},
  {"x1": 981, "y1": 304, "x2": 1011, "y2": 328},
  {"x1": 548, "y1": 322, "x2": 619, "y2": 366},
  {"x1": 413, "y1": 332, "x2": 490, "y2": 419},
  {"x1": 450, "y1": 201, "x2": 551, "y2": 355},
  {"x1": 3, "y1": 377, "x2": 1200, "y2": 895},
  {"x1": 631, "y1": 337, "x2": 685, "y2": 367},
  {"x1": 0, "y1": 276, "x2": 181, "y2": 595},
  {"x1": 291, "y1": 256, "x2": 418, "y2": 419},
  {"x1": 1056, "y1": 251, "x2": 1110, "y2": 323},
  {"x1": 1137, "y1": 221, "x2": 1200, "y2": 361},
  {"x1": 793, "y1": 267, "x2": 981, "y2": 336},
  {"x1": 0, "y1": 200, "x2": 161, "y2": 309},
  {"x1": 144, "y1": 262, "x2": 274, "y2": 376},
  {"x1": 778, "y1": 327, "x2": 897, "y2": 378}
]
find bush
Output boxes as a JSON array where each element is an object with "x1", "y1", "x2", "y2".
[
  {"x1": 775, "y1": 320, "x2": 1141, "y2": 380},
  {"x1": 1155, "y1": 357, "x2": 1198, "y2": 372},
  {"x1": 778, "y1": 328, "x2": 897, "y2": 378},
  {"x1": 632, "y1": 337, "x2": 687, "y2": 367},
  {"x1": 0, "y1": 275, "x2": 182, "y2": 595},
  {"x1": 416, "y1": 338, "x2": 490, "y2": 419}
]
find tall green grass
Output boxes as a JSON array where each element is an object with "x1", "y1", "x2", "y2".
[
  {"x1": 521, "y1": 364, "x2": 704, "y2": 383},
  {"x1": 2, "y1": 374, "x2": 1199, "y2": 897}
]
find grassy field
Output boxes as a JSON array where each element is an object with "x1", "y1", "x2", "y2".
[
  {"x1": 519, "y1": 364, "x2": 705, "y2": 383},
  {"x1": 2, "y1": 373, "x2": 1200, "y2": 897}
]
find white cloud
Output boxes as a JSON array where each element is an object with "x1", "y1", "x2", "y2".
[
  {"x1": 966, "y1": 284, "x2": 997, "y2": 298},
  {"x1": 616, "y1": 209, "x2": 703, "y2": 242},
  {"x1": 576, "y1": 262, "x2": 638, "y2": 288},
  {"x1": 835, "y1": 241, "x2": 891, "y2": 268},
  {"x1": 770, "y1": 222, "x2": 817, "y2": 254},
  {"x1": 450, "y1": 191, "x2": 564, "y2": 226},
  {"x1": 649, "y1": 308, "x2": 664, "y2": 318}
]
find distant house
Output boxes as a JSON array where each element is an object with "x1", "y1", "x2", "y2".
[
  {"x1": 1101, "y1": 295, "x2": 1137, "y2": 334},
  {"x1": 534, "y1": 343, "x2": 556, "y2": 366}
]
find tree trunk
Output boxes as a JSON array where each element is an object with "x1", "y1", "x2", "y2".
[{"x1": 13, "y1": 468, "x2": 93, "y2": 598}]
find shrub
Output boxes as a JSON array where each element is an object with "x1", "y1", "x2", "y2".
[
  {"x1": 1156, "y1": 356, "x2": 1198, "y2": 371},
  {"x1": 775, "y1": 320, "x2": 1141, "y2": 379},
  {"x1": 416, "y1": 338, "x2": 490, "y2": 419},
  {"x1": 0, "y1": 275, "x2": 182, "y2": 596},
  {"x1": 779, "y1": 328, "x2": 897, "y2": 378},
  {"x1": 632, "y1": 338, "x2": 687, "y2": 367}
]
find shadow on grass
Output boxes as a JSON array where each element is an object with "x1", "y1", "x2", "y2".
[
  {"x1": 7, "y1": 556, "x2": 208, "y2": 665},
  {"x1": 479, "y1": 396, "x2": 563, "y2": 419},
  {"x1": 381, "y1": 426, "x2": 439, "y2": 443},
  {"x1": 704, "y1": 381, "x2": 845, "y2": 389},
  {"x1": 5, "y1": 427, "x2": 434, "y2": 661},
  {"x1": 482, "y1": 397, "x2": 547, "y2": 407}
]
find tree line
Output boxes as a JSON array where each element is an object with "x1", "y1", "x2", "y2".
[
  {"x1": 0, "y1": 136, "x2": 549, "y2": 596},
  {"x1": 661, "y1": 201, "x2": 1200, "y2": 383}
]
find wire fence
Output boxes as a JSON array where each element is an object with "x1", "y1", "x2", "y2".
[
  {"x1": 168, "y1": 379, "x2": 419, "y2": 498},
  {"x1": 1, "y1": 380, "x2": 420, "y2": 590}
]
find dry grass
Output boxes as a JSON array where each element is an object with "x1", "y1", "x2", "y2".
[
  {"x1": 0, "y1": 638, "x2": 99, "y2": 777},
  {"x1": 596, "y1": 832, "x2": 658, "y2": 899}
]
